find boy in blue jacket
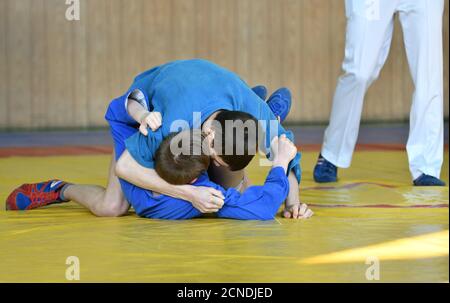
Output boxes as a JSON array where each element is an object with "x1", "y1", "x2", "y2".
[{"x1": 110, "y1": 120, "x2": 302, "y2": 220}]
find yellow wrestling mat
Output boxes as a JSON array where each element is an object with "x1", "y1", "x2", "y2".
[{"x1": 0, "y1": 151, "x2": 448, "y2": 282}]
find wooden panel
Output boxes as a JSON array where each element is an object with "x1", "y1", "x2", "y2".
[
  {"x1": 172, "y1": 0, "x2": 196, "y2": 60},
  {"x1": 301, "y1": 0, "x2": 331, "y2": 122},
  {"x1": 107, "y1": 0, "x2": 125, "y2": 101},
  {"x1": 143, "y1": 0, "x2": 174, "y2": 67},
  {"x1": 6, "y1": 0, "x2": 32, "y2": 128},
  {"x1": 267, "y1": 0, "x2": 283, "y2": 90},
  {"x1": 249, "y1": 0, "x2": 271, "y2": 90},
  {"x1": 234, "y1": 0, "x2": 251, "y2": 82},
  {"x1": 71, "y1": 0, "x2": 89, "y2": 127},
  {"x1": 30, "y1": 0, "x2": 48, "y2": 128},
  {"x1": 0, "y1": 0, "x2": 8, "y2": 128},
  {"x1": 0, "y1": 0, "x2": 448, "y2": 129},
  {"x1": 210, "y1": 0, "x2": 236, "y2": 71},
  {"x1": 86, "y1": 0, "x2": 109, "y2": 126},
  {"x1": 121, "y1": 0, "x2": 143, "y2": 87},
  {"x1": 45, "y1": 0, "x2": 74, "y2": 127},
  {"x1": 281, "y1": 0, "x2": 303, "y2": 121},
  {"x1": 195, "y1": 0, "x2": 212, "y2": 61}
]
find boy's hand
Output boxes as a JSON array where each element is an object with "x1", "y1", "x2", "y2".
[
  {"x1": 187, "y1": 186, "x2": 225, "y2": 213},
  {"x1": 139, "y1": 111, "x2": 162, "y2": 136},
  {"x1": 271, "y1": 134, "x2": 298, "y2": 168},
  {"x1": 283, "y1": 201, "x2": 314, "y2": 219}
]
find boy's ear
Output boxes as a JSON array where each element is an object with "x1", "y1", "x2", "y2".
[
  {"x1": 189, "y1": 178, "x2": 198, "y2": 184},
  {"x1": 203, "y1": 130, "x2": 216, "y2": 156},
  {"x1": 202, "y1": 126, "x2": 214, "y2": 137}
]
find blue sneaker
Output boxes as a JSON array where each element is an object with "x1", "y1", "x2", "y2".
[
  {"x1": 313, "y1": 154, "x2": 338, "y2": 183},
  {"x1": 252, "y1": 85, "x2": 268, "y2": 101},
  {"x1": 266, "y1": 88, "x2": 292, "y2": 123},
  {"x1": 413, "y1": 174, "x2": 446, "y2": 186}
]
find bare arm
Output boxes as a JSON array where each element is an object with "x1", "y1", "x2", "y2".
[
  {"x1": 127, "y1": 99, "x2": 162, "y2": 135},
  {"x1": 272, "y1": 136, "x2": 313, "y2": 219},
  {"x1": 116, "y1": 150, "x2": 188, "y2": 198},
  {"x1": 127, "y1": 99, "x2": 149, "y2": 123},
  {"x1": 283, "y1": 171, "x2": 312, "y2": 219},
  {"x1": 287, "y1": 171, "x2": 300, "y2": 202},
  {"x1": 271, "y1": 135, "x2": 313, "y2": 219},
  {"x1": 115, "y1": 150, "x2": 224, "y2": 213}
]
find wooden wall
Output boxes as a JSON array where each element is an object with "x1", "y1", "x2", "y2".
[{"x1": 0, "y1": 0, "x2": 448, "y2": 129}]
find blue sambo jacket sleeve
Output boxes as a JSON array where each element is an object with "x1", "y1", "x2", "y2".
[
  {"x1": 217, "y1": 167, "x2": 290, "y2": 220},
  {"x1": 124, "y1": 129, "x2": 163, "y2": 169}
]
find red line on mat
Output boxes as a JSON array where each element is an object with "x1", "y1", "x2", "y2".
[
  {"x1": 0, "y1": 143, "x2": 447, "y2": 157},
  {"x1": 0, "y1": 146, "x2": 112, "y2": 157}
]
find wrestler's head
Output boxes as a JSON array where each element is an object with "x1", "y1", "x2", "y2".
[
  {"x1": 202, "y1": 110, "x2": 259, "y2": 171},
  {"x1": 155, "y1": 129, "x2": 210, "y2": 185}
]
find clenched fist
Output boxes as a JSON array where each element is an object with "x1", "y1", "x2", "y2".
[
  {"x1": 271, "y1": 134, "x2": 298, "y2": 169},
  {"x1": 186, "y1": 186, "x2": 225, "y2": 213},
  {"x1": 139, "y1": 111, "x2": 162, "y2": 136}
]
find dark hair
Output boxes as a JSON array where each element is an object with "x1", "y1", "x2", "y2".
[
  {"x1": 155, "y1": 130, "x2": 210, "y2": 185},
  {"x1": 213, "y1": 110, "x2": 259, "y2": 171}
]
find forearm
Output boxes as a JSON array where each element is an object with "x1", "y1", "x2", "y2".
[
  {"x1": 287, "y1": 170, "x2": 300, "y2": 202},
  {"x1": 127, "y1": 99, "x2": 149, "y2": 124},
  {"x1": 272, "y1": 158, "x2": 289, "y2": 174},
  {"x1": 271, "y1": 158, "x2": 299, "y2": 202},
  {"x1": 115, "y1": 150, "x2": 193, "y2": 201}
]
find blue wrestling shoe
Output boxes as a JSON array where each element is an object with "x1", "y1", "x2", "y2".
[
  {"x1": 313, "y1": 154, "x2": 338, "y2": 183},
  {"x1": 413, "y1": 174, "x2": 446, "y2": 186},
  {"x1": 266, "y1": 88, "x2": 292, "y2": 123},
  {"x1": 252, "y1": 85, "x2": 268, "y2": 101},
  {"x1": 6, "y1": 180, "x2": 70, "y2": 210}
]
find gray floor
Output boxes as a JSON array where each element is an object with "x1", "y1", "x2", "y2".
[{"x1": 0, "y1": 123, "x2": 448, "y2": 147}]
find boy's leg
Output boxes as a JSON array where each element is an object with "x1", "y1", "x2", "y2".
[
  {"x1": 398, "y1": 0, "x2": 445, "y2": 182},
  {"x1": 6, "y1": 96, "x2": 134, "y2": 215},
  {"x1": 62, "y1": 151, "x2": 130, "y2": 217},
  {"x1": 321, "y1": 0, "x2": 397, "y2": 168},
  {"x1": 63, "y1": 97, "x2": 136, "y2": 216},
  {"x1": 5, "y1": 148, "x2": 129, "y2": 216}
]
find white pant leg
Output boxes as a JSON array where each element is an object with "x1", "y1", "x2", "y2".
[
  {"x1": 322, "y1": 0, "x2": 397, "y2": 167},
  {"x1": 398, "y1": 0, "x2": 445, "y2": 180}
]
